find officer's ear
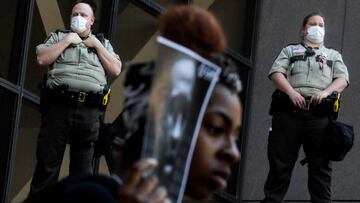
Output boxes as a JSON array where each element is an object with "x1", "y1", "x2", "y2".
[
  {"x1": 90, "y1": 16, "x2": 95, "y2": 26},
  {"x1": 300, "y1": 27, "x2": 307, "y2": 37}
]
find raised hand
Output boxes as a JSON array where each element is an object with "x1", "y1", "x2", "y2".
[{"x1": 118, "y1": 158, "x2": 170, "y2": 203}]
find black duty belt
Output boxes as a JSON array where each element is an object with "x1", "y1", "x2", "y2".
[
  {"x1": 270, "y1": 90, "x2": 331, "y2": 117},
  {"x1": 47, "y1": 88, "x2": 103, "y2": 108}
]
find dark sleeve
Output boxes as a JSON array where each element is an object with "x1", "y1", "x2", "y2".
[
  {"x1": 24, "y1": 175, "x2": 119, "y2": 203},
  {"x1": 124, "y1": 62, "x2": 155, "y2": 87}
]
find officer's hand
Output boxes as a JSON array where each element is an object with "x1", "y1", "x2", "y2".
[
  {"x1": 65, "y1": 33, "x2": 82, "y2": 45},
  {"x1": 83, "y1": 35, "x2": 101, "y2": 49},
  {"x1": 288, "y1": 90, "x2": 306, "y2": 108},
  {"x1": 118, "y1": 158, "x2": 170, "y2": 203},
  {"x1": 310, "y1": 90, "x2": 330, "y2": 105}
]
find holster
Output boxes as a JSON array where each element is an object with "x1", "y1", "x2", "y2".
[
  {"x1": 99, "y1": 84, "x2": 111, "y2": 111},
  {"x1": 269, "y1": 90, "x2": 295, "y2": 115},
  {"x1": 38, "y1": 75, "x2": 53, "y2": 116},
  {"x1": 323, "y1": 91, "x2": 341, "y2": 120}
]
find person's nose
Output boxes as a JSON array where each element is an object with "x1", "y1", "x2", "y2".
[{"x1": 221, "y1": 137, "x2": 241, "y2": 164}]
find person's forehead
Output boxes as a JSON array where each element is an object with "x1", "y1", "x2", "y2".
[
  {"x1": 208, "y1": 85, "x2": 240, "y2": 112},
  {"x1": 72, "y1": 3, "x2": 93, "y2": 15},
  {"x1": 307, "y1": 15, "x2": 324, "y2": 24}
]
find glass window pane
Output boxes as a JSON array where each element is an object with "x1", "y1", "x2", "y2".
[
  {"x1": 25, "y1": 2, "x2": 47, "y2": 96},
  {"x1": 194, "y1": 0, "x2": 255, "y2": 58},
  {"x1": 0, "y1": 1, "x2": 20, "y2": 83},
  {"x1": 141, "y1": 0, "x2": 189, "y2": 9},
  {"x1": 105, "y1": 1, "x2": 157, "y2": 121},
  {"x1": 10, "y1": 100, "x2": 40, "y2": 201},
  {"x1": 0, "y1": 87, "x2": 16, "y2": 199},
  {"x1": 113, "y1": 1, "x2": 157, "y2": 62}
]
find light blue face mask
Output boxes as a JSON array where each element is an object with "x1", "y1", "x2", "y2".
[
  {"x1": 71, "y1": 15, "x2": 87, "y2": 33},
  {"x1": 306, "y1": 25, "x2": 325, "y2": 44}
]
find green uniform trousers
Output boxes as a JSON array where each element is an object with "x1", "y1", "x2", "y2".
[
  {"x1": 262, "y1": 110, "x2": 332, "y2": 203},
  {"x1": 29, "y1": 101, "x2": 100, "y2": 195}
]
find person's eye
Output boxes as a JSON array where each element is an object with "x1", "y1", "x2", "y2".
[{"x1": 206, "y1": 124, "x2": 225, "y2": 136}]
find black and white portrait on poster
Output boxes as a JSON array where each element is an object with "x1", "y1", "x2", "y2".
[{"x1": 142, "y1": 36, "x2": 221, "y2": 203}]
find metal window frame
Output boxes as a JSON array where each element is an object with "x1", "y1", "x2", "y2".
[{"x1": 0, "y1": 0, "x2": 35, "y2": 202}]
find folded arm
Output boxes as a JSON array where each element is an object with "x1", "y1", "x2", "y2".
[
  {"x1": 84, "y1": 36, "x2": 122, "y2": 78},
  {"x1": 36, "y1": 33, "x2": 82, "y2": 66}
]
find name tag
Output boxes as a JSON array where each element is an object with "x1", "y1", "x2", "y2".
[{"x1": 292, "y1": 47, "x2": 306, "y2": 53}]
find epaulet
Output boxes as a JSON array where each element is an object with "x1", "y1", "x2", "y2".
[
  {"x1": 94, "y1": 33, "x2": 106, "y2": 45},
  {"x1": 286, "y1": 42, "x2": 301, "y2": 47},
  {"x1": 54, "y1": 29, "x2": 70, "y2": 34},
  {"x1": 326, "y1": 46, "x2": 337, "y2": 51},
  {"x1": 124, "y1": 61, "x2": 155, "y2": 87}
]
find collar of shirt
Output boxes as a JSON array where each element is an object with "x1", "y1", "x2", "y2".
[{"x1": 301, "y1": 41, "x2": 324, "y2": 50}]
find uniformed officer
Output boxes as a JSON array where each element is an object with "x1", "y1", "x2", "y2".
[
  {"x1": 261, "y1": 13, "x2": 349, "y2": 203},
  {"x1": 28, "y1": 1, "x2": 121, "y2": 196}
]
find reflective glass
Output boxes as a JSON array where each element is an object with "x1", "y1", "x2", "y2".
[
  {"x1": 25, "y1": 2, "x2": 47, "y2": 96},
  {"x1": 10, "y1": 100, "x2": 40, "y2": 201},
  {"x1": 113, "y1": 1, "x2": 157, "y2": 62},
  {"x1": 0, "y1": 87, "x2": 16, "y2": 200},
  {"x1": 194, "y1": 0, "x2": 255, "y2": 58},
  {"x1": 141, "y1": 0, "x2": 189, "y2": 9},
  {"x1": 0, "y1": 1, "x2": 20, "y2": 83}
]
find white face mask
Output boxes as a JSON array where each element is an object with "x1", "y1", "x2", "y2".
[
  {"x1": 305, "y1": 25, "x2": 325, "y2": 44},
  {"x1": 71, "y1": 16, "x2": 87, "y2": 33}
]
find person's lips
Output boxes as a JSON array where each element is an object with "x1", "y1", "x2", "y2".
[{"x1": 209, "y1": 169, "x2": 231, "y2": 189}]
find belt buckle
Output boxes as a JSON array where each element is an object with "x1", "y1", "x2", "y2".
[
  {"x1": 78, "y1": 92, "x2": 86, "y2": 102},
  {"x1": 303, "y1": 100, "x2": 310, "y2": 110}
]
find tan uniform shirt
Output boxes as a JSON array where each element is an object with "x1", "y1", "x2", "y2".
[
  {"x1": 269, "y1": 43, "x2": 349, "y2": 97},
  {"x1": 37, "y1": 31, "x2": 120, "y2": 92}
]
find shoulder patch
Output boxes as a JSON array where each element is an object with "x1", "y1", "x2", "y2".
[
  {"x1": 55, "y1": 29, "x2": 70, "y2": 34},
  {"x1": 95, "y1": 33, "x2": 106, "y2": 45},
  {"x1": 287, "y1": 42, "x2": 301, "y2": 46}
]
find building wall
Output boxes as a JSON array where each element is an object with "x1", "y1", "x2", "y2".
[{"x1": 241, "y1": 0, "x2": 360, "y2": 201}]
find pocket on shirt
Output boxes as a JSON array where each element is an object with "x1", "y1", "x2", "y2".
[
  {"x1": 322, "y1": 64, "x2": 332, "y2": 79},
  {"x1": 59, "y1": 46, "x2": 79, "y2": 64},
  {"x1": 290, "y1": 61, "x2": 304, "y2": 75}
]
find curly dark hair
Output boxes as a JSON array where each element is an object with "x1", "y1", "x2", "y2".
[
  {"x1": 158, "y1": 5, "x2": 226, "y2": 57},
  {"x1": 210, "y1": 55, "x2": 242, "y2": 94}
]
